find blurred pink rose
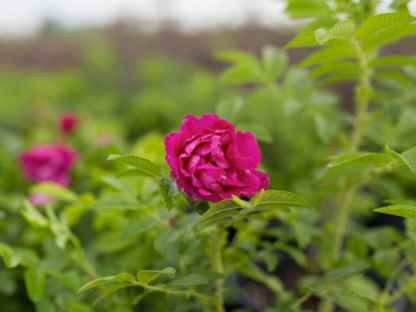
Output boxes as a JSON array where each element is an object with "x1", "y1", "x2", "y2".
[
  {"x1": 19, "y1": 144, "x2": 78, "y2": 186},
  {"x1": 59, "y1": 112, "x2": 79, "y2": 134},
  {"x1": 164, "y1": 114, "x2": 269, "y2": 203}
]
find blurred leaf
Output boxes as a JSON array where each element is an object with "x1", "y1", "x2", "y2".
[
  {"x1": 24, "y1": 268, "x2": 46, "y2": 302},
  {"x1": 137, "y1": 267, "x2": 176, "y2": 284},
  {"x1": 308, "y1": 62, "x2": 359, "y2": 78},
  {"x1": 258, "y1": 252, "x2": 279, "y2": 272},
  {"x1": 363, "y1": 23, "x2": 416, "y2": 51},
  {"x1": 93, "y1": 282, "x2": 134, "y2": 307},
  {"x1": 298, "y1": 17, "x2": 339, "y2": 33},
  {"x1": 299, "y1": 46, "x2": 357, "y2": 68},
  {"x1": 0, "y1": 269, "x2": 16, "y2": 295},
  {"x1": 108, "y1": 154, "x2": 161, "y2": 179},
  {"x1": 374, "y1": 70, "x2": 411, "y2": 87},
  {"x1": 347, "y1": 237, "x2": 369, "y2": 257},
  {"x1": 285, "y1": 0, "x2": 331, "y2": 19},
  {"x1": 159, "y1": 177, "x2": 181, "y2": 212},
  {"x1": 91, "y1": 193, "x2": 140, "y2": 210},
  {"x1": 120, "y1": 216, "x2": 159, "y2": 240},
  {"x1": 21, "y1": 200, "x2": 49, "y2": 229},
  {"x1": 102, "y1": 176, "x2": 136, "y2": 197},
  {"x1": 355, "y1": 12, "x2": 416, "y2": 41},
  {"x1": 0, "y1": 243, "x2": 22, "y2": 268},
  {"x1": 385, "y1": 145, "x2": 416, "y2": 172},
  {"x1": 30, "y1": 182, "x2": 78, "y2": 203},
  {"x1": 77, "y1": 273, "x2": 136, "y2": 294},
  {"x1": 321, "y1": 262, "x2": 369, "y2": 284},
  {"x1": 313, "y1": 114, "x2": 338, "y2": 142},
  {"x1": 333, "y1": 293, "x2": 369, "y2": 312},
  {"x1": 154, "y1": 227, "x2": 181, "y2": 253},
  {"x1": 184, "y1": 195, "x2": 210, "y2": 216},
  {"x1": 369, "y1": 56, "x2": 416, "y2": 68},
  {"x1": 321, "y1": 20, "x2": 356, "y2": 44},
  {"x1": 235, "y1": 123, "x2": 273, "y2": 143},
  {"x1": 262, "y1": 46, "x2": 287, "y2": 79},
  {"x1": 278, "y1": 245, "x2": 307, "y2": 267},
  {"x1": 372, "y1": 248, "x2": 399, "y2": 277},
  {"x1": 285, "y1": 31, "x2": 320, "y2": 49},
  {"x1": 314, "y1": 28, "x2": 328, "y2": 45},
  {"x1": 171, "y1": 273, "x2": 209, "y2": 286},
  {"x1": 214, "y1": 50, "x2": 258, "y2": 65},
  {"x1": 35, "y1": 297, "x2": 55, "y2": 312},
  {"x1": 321, "y1": 73, "x2": 359, "y2": 85},
  {"x1": 219, "y1": 65, "x2": 265, "y2": 85},
  {"x1": 326, "y1": 153, "x2": 393, "y2": 170},
  {"x1": 364, "y1": 226, "x2": 404, "y2": 249},
  {"x1": 215, "y1": 97, "x2": 243, "y2": 123}
]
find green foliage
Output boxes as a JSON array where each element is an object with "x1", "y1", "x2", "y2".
[
  {"x1": 24, "y1": 268, "x2": 46, "y2": 302},
  {"x1": 78, "y1": 273, "x2": 136, "y2": 293},
  {"x1": 158, "y1": 176, "x2": 181, "y2": 212},
  {"x1": 108, "y1": 154, "x2": 161, "y2": 179}
]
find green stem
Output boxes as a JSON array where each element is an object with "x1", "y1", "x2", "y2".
[
  {"x1": 321, "y1": 40, "x2": 373, "y2": 312},
  {"x1": 291, "y1": 291, "x2": 312, "y2": 310},
  {"x1": 131, "y1": 281, "x2": 216, "y2": 303},
  {"x1": 380, "y1": 257, "x2": 412, "y2": 305},
  {"x1": 383, "y1": 273, "x2": 416, "y2": 306},
  {"x1": 212, "y1": 228, "x2": 226, "y2": 312}
]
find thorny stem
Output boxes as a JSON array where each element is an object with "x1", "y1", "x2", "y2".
[
  {"x1": 211, "y1": 228, "x2": 226, "y2": 312},
  {"x1": 322, "y1": 41, "x2": 373, "y2": 312}
]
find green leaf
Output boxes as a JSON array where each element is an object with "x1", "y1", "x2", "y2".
[
  {"x1": 364, "y1": 226, "x2": 403, "y2": 249},
  {"x1": 278, "y1": 245, "x2": 307, "y2": 267},
  {"x1": 184, "y1": 195, "x2": 210, "y2": 216},
  {"x1": 214, "y1": 50, "x2": 258, "y2": 65},
  {"x1": 258, "y1": 253, "x2": 279, "y2": 272},
  {"x1": 77, "y1": 273, "x2": 136, "y2": 294},
  {"x1": 29, "y1": 182, "x2": 78, "y2": 203},
  {"x1": 355, "y1": 12, "x2": 416, "y2": 41},
  {"x1": 373, "y1": 205, "x2": 416, "y2": 220},
  {"x1": 153, "y1": 227, "x2": 182, "y2": 253},
  {"x1": 132, "y1": 290, "x2": 154, "y2": 305},
  {"x1": 284, "y1": 31, "x2": 320, "y2": 49},
  {"x1": 194, "y1": 190, "x2": 312, "y2": 230},
  {"x1": 314, "y1": 28, "x2": 328, "y2": 45},
  {"x1": 326, "y1": 152, "x2": 393, "y2": 170},
  {"x1": 137, "y1": 267, "x2": 176, "y2": 284},
  {"x1": 308, "y1": 61, "x2": 359, "y2": 78},
  {"x1": 320, "y1": 73, "x2": 359, "y2": 85},
  {"x1": 347, "y1": 237, "x2": 369, "y2": 257},
  {"x1": 385, "y1": 145, "x2": 416, "y2": 172},
  {"x1": 235, "y1": 123, "x2": 273, "y2": 143},
  {"x1": 285, "y1": 0, "x2": 331, "y2": 19},
  {"x1": 369, "y1": 56, "x2": 416, "y2": 68},
  {"x1": 24, "y1": 268, "x2": 46, "y2": 302},
  {"x1": 299, "y1": 46, "x2": 357, "y2": 68},
  {"x1": 120, "y1": 216, "x2": 159, "y2": 240},
  {"x1": 372, "y1": 248, "x2": 399, "y2": 277},
  {"x1": 102, "y1": 176, "x2": 136, "y2": 197},
  {"x1": 349, "y1": 292, "x2": 384, "y2": 311},
  {"x1": 384, "y1": 198, "x2": 416, "y2": 206},
  {"x1": 93, "y1": 283, "x2": 134, "y2": 307},
  {"x1": 249, "y1": 189, "x2": 265, "y2": 207},
  {"x1": 374, "y1": 70, "x2": 412, "y2": 87},
  {"x1": 298, "y1": 17, "x2": 339, "y2": 34},
  {"x1": 363, "y1": 23, "x2": 416, "y2": 51},
  {"x1": 232, "y1": 195, "x2": 253, "y2": 210},
  {"x1": 219, "y1": 65, "x2": 265, "y2": 85},
  {"x1": 321, "y1": 262, "x2": 369, "y2": 284},
  {"x1": 91, "y1": 193, "x2": 140, "y2": 210},
  {"x1": 0, "y1": 243, "x2": 22, "y2": 268},
  {"x1": 108, "y1": 154, "x2": 161, "y2": 179},
  {"x1": 159, "y1": 177, "x2": 181, "y2": 212},
  {"x1": 171, "y1": 273, "x2": 209, "y2": 286},
  {"x1": 215, "y1": 97, "x2": 243, "y2": 123},
  {"x1": 21, "y1": 200, "x2": 49, "y2": 229},
  {"x1": 262, "y1": 46, "x2": 287, "y2": 80},
  {"x1": 115, "y1": 168, "x2": 154, "y2": 179},
  {"x1": 321, "y1": 20, "x2": 356, "y2": 44}
]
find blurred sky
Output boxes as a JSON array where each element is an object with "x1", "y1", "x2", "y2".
[{"x1": 0, "y1": 0, "x2": 415, "y2": 36}]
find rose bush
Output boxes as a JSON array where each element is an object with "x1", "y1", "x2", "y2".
[{"x1": 164, "y1": 113, "x2": 269, "y2": 202}]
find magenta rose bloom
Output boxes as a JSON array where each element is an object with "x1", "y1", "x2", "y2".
[
  {"x1": 19, "y1": 144, "x2": 78, "y2": 187},
  {"x1": 59, "y1": 112, "x2": 79, "y2": 134},
  {"x1": 164, "y1": 114, "x2": 269, "y2": 202}
]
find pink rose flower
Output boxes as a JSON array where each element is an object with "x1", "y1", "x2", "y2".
[
  {"x1": 19, "y1": 144, "x2": 78, "y2": 187},
  {"x1": 59, "y1": 112, "x2": 79, "y2": 134},
  {"x1": 164, "y1": 114, "x2": 269, "y2": 202}
]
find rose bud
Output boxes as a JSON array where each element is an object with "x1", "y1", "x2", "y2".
[
  {"x1": 164, "y1": 114, "x2": 269, "y2": 203},
  {"x1": 59, "y1": 112, "x2": 79, "y2": 134}
]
